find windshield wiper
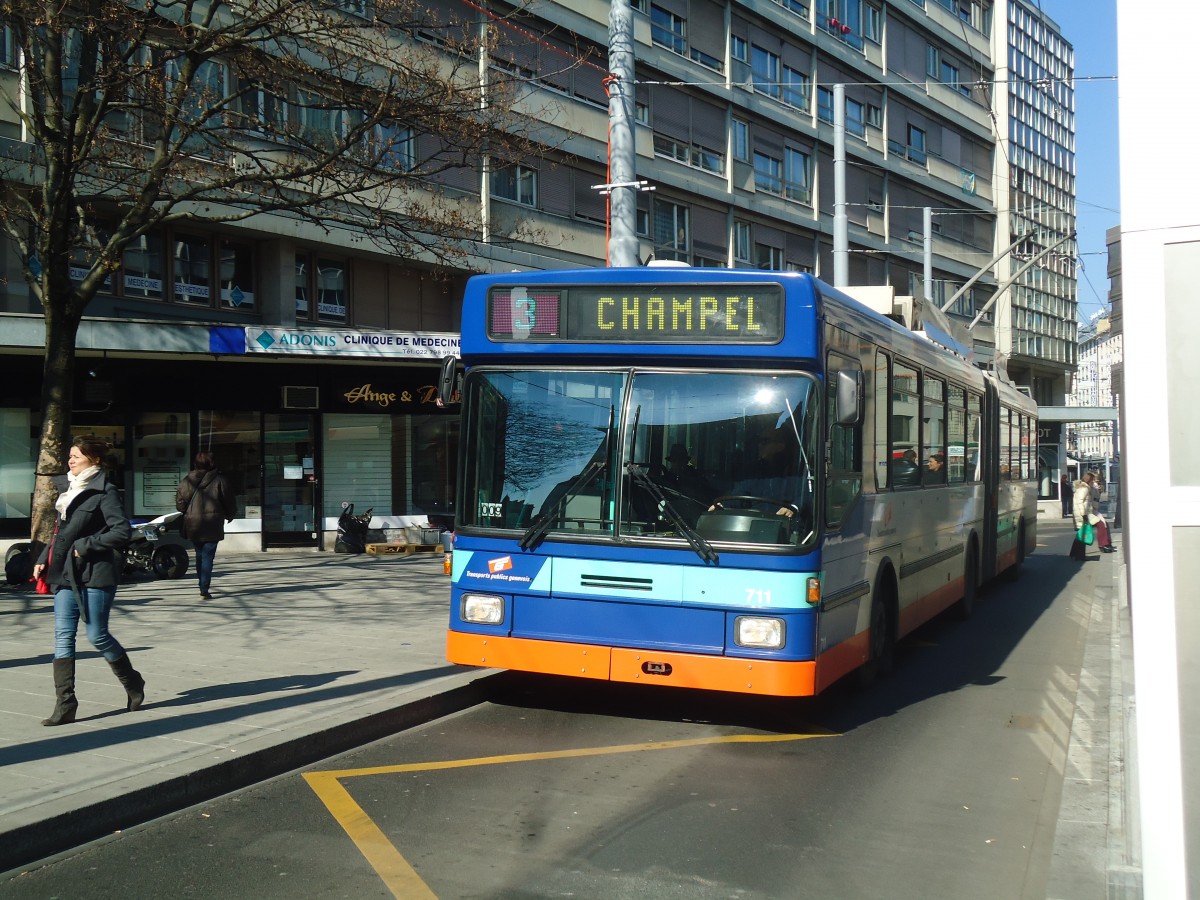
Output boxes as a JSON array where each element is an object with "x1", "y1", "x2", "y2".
[
  {"x1": 519, "y1": 406, "x2": 615, "y2": 551},
  {"x1": 625, "y1": 463, "x2": 719, "y2": 565},
  {"x1": 519, "y1": 457, "x2": 607, "y2": 550}
]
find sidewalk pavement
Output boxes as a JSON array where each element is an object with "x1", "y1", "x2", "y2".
[
  {"x1": 1043, "y1": 515, "x2": 1142, "y2": 899},
  {"x1": 1, "y1": 528, "x2": 1140, "y2": 896},
  {"x1": 0, "y1": 549, "x2": 496, "y2": 874}
]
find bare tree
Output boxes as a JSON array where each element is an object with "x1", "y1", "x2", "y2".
[{"x1": 0, "y1": 0, "x2": 551, "y2": 543}]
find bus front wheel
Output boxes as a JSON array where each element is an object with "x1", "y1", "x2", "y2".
[{"x1": 857, "y1": 585, "x2": 894, "y2": 689}]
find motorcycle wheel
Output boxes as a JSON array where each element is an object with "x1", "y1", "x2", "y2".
[{"x1": 152, "y1": 545, "x2": 189, "y2": 579}]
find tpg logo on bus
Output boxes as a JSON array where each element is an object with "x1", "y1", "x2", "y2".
[{"x1": 488, "y1": 556, "x2": 513, "y2": 574}]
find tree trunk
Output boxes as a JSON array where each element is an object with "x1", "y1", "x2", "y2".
[{"x1": 31, "y1": 304, "x2": 82, "y2": 544}]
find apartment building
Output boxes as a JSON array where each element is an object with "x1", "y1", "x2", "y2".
[{"x1": 0, "y1": 0, "x2": 1007, "y2": 549}]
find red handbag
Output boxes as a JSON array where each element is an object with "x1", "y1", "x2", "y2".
[{"x1": 34, "y1": 530, "x2": 54, "y2": 594}]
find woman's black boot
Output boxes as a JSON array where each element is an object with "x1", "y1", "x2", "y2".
[
  {"x1": 42, "y1": 657, "x2": 79, "y2": 726},
  {"x1": 108, "y1": 654, "x2": 146, "y2": 711}
]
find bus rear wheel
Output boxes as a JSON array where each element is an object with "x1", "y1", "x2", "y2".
[
  {"x1": 1004, "y1": 520, "x2": 1026, "y2": 582},
  {"x1": 857, "y1": 585, "x2": 894, "y2": 689},
  {"x1": 958, "y1": 542, "x2": 979, "y2": 620}
]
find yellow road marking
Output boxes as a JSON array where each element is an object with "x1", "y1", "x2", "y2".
[
  {"x1": 304, "y1": 730, "x2": 837, "y2": 898},
  {"x1": 303, "y1": 771, "x2": 436, "y2": 900}
]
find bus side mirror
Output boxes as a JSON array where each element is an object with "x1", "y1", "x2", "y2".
[
  {"x1": 437, "y1": 356, "x2": 458, "y2": 405},
  {"x1": 835, "y1": 369, "x2": 862, "y2": 426}
]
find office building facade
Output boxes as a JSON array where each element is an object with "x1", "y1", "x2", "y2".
[{"x1": 1, "y1": 0, "x2": 1013, "y2": 548}]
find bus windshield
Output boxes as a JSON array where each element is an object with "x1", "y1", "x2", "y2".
[{"x1": 459, "y1": 368, "x2": 819, "y2": 550}]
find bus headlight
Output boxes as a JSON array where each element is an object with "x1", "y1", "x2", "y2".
[
  {"x1": 734, "y1": 616, "x2": 785, "y2": 649},
  {"x1": 461, "y1": 593, "x2": 505, "y2": 625}
]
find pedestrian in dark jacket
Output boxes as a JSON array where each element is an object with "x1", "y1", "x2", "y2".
[
  {"x1": 32, "y1": 436, "x2": 142, "y2": 726},
  {"x1": 176, "y1": 451, "x2": 237, "y2": 599}
]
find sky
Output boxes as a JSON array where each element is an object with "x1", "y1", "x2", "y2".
[{"x1": 1038, "y1": 0, "x2": 1119, "y2": 322}]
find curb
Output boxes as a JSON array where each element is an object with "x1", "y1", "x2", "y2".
[{"x1": 0, "y1": 671, "x2": 504, "y2": 875}]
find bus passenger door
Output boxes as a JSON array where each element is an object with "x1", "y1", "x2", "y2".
[{"x1": 820, "y1": 353, "x2": 868, "y2": 653}]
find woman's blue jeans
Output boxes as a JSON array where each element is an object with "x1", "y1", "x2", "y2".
[
  {"x1": 194, "y1": 541, "x2": 218, "y2": 593},
  {"x1": 53, "y1": 586, "x2": 124, "y2": 661}
]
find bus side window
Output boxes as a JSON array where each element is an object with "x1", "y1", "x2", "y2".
[
  {"x1": 891, "y1": 361, "x2": 920, "y2": 487},
  {"x1": 826, "y1": 353, "x2": 863, "y2": 528},
  {"x1": 966, "y1": 392, "x2": 982, "y2": 481},
  {"x1": 947, "y1": 384, "x2": 967, "y2": 483},
  {"x1": 873, "y1": 350, "x2": 890, "y2": 490}
]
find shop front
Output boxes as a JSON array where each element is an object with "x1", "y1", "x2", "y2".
[{"x1": 0, "y1": 326, "x2": 460, "y2": 551}]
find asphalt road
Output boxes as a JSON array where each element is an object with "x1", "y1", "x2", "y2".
[{"x1": 1, "y1": 545, "x2": 1088, "y2": 899}]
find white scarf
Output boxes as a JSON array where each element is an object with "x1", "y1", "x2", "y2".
[{"x1": 55, "y1": 465, "x2": 105, "y2": 518}]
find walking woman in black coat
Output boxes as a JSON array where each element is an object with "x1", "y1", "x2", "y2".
[
  {"x1": 31, "y1": 437, "x2": 143, "y2": 726},
  {"x1": 176, "y1": 450, "x2": 237, "y2": 599}
]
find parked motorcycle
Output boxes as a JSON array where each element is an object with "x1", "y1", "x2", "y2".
[{"x1": 123, "y1": 511, "x2": 189, "y2": 579}]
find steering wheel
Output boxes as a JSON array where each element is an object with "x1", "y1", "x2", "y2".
[{"x1": 710, "y1": 495, "x2": 801, "y2": 518}]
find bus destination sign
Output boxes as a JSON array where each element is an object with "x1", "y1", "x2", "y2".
[{"x1": 487, "y1": 284, "x2": 784, "y2": 343}]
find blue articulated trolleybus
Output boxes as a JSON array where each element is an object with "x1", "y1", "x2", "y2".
[{"x1": 446, "y1": 268, "x2": 1037, "y2": 696}]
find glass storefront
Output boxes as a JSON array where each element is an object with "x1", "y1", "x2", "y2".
[{"x1": 0, "y1": 357, "x2": 459, "y2": 545}]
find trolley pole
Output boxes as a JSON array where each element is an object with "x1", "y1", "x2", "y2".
[
  {"x1": 608, "y1": 0, "x2": 639, "y2": 267},
  {"x1": 832, "y1": 84, "x2": 848, "y2": 287}
]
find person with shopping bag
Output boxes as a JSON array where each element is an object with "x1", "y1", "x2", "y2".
[
  {"x1": 1087, "y1": 472, "x2": 1116, "y2": 553},
  {"x1": 1069, "y1": 471, "x2": 1113, "y2": 561}
]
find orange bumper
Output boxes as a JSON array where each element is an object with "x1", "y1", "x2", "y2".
[{"x1": 447, "y1": 630, "x2": 822, "y2": 697}]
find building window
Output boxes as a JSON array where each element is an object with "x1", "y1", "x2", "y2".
[
  {"x1": 846, "y1": 98, "x2": 865, "y2": 136},
  {"x1": 123, "y1": 233, "x2": 165, "y2": 299},
  {"x1": 755, "y1": 243, "x2": 783, "y2": 269},
  {"x1": 653, "y1": 134, "x2": 724, "y2": 175},
  {"x1": 294, "y1": 89, "x2": 338, "y2": 147},
  {"x1": 0, "y1": 26, "x2": 16, "y2": 69},
  {"x1": 734, "y1": 220, "x2": 751, "y2": 263},
  {"x1": 907, "y1": 125, "x2": 927, "y2": 164},
  {"x1": 783, "y1": 65, "x2": 809, "y2": 111},
  {"x1": 866, "y1": 103, "x2": 882, "y2": 129},
  {"x1": 371, "y1": 122, "x2": 415, "y2": 171},
  {"x1": 927, "y1": 45, "x2": 940, "y2": 78},
  {"x1": 219, "y1": 240, "x2": 256, "y2": 311},
  {"x1": 732, "y1": 118, "x2": 749, "y2": 161},
  {"x1": 771, "y1": 0, "x2": 810, "y2": 17},
  {"x1": 238, "y1": 80, "x2": 288, "y2": 134},
  {"x1": 817, "y1": 86, "x2": 833, "y2": 123},
  {"x1": 337, "y1": 0, "x2": 373, "y2": 18},
  {"x1": 940, "y1": 61, "x2": 971, "y2": 97},
  {"x1": 863, "y1": 3, "x2": 882, "y2": 43},
  {"x1": 296, "y1": 252, "x2": 349, "y2": 324},
  {"x1": 653, "y1": 200, "x2": 690, "y2": 261},
  {"x1": 751, "y1": 46, "x2": 781, "y2": 100},
  {"x1": 784, "y1": 147, "x2": 812, "y2": 204},
  {"x1": 165, "y1": 57, "x2": 225, "y2": 154},
  {"x1": 731, "y1": 35, "x2": 748, "y2": 63},
  {"x1": 817, "y1": 0, "x2": 864, "y2": 49},
  {"x1": 753, "y1": 152, "x2": 783, "y2": 196},
  {"x1": 316, "y1": 258, "x2": 347, "y2": 323},
  {"x1": 491, "y1": 164, "x2": 538, "y2": 206},
  {"x1": 690, "y1": 46, "x2": 723, "y2": 72},
  {"x1": 173, "y1": 233, "x2": 212, "y2": 305},
  {"x1": 650, "y1": 5, "x2": 687, "y2": 55}
]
